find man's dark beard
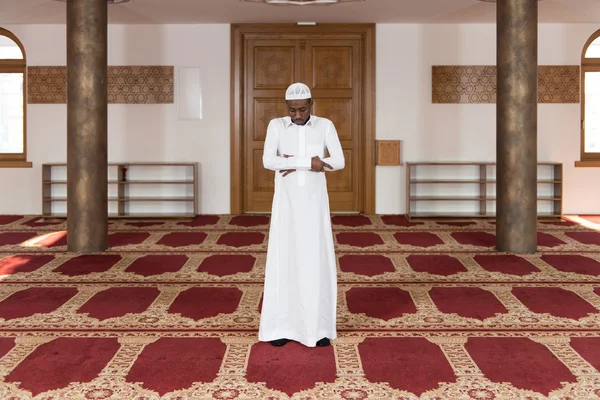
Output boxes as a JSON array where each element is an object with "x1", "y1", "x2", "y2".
[{"x1": 294, "y1": 115, "x2": 311, "y2": 126}]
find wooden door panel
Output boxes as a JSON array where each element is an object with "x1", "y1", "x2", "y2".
[
  {"x1": 311, "y1": 46, "x2": 353, "y2": 89},
  {"x1": 244, "y1": 36, "x2": 362, "y2": 213},
  {"x1": 232, "y1": 25, "x2": 375, "y2": 215},
  {"x1": 254, "y1": 98, "x2": 287, "y2": 141},
  {"x1": 327, "y1": 149, "x2": 353, "y2": 192},
  {"x1": 307, "y1": 39, "x2": 361, "y2": 212},
  {"x1": 254, "y1": 46, "x2": 296, "y2": 89},
  {"x1": 251, "y1": 149, "x2": 276, "y2": 212},
  {"x1": 312, "y1": 98, "x2": 354, "y2": 142},
  {"x1": 245, "y1": 40, "x2": 304, "y2": 212},
  {"x1": 327, "y1": 149, "x2": 355, "y2": 212},
  {"x1": 253, "y1": 149, "x2": 275, "y2": 191}
]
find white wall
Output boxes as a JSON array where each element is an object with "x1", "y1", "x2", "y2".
[
  {"x1": 0, "y1": 24, "x2": 230, "y2": 215},
  {"x1": 0, "y1": 23, "x2": 598, "y2": 215},
  {"x1": 376, "y1": 23, "x2": 600, "y2": 215}
]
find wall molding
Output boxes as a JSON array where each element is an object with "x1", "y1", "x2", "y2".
[
  {"x1": 432, "y1": 65, "x2": 580, "y2": 104},
  {"x1": 27, "y1": 66, "x2": 174, "y2": 104}
]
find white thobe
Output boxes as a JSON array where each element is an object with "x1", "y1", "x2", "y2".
[{"x1": 258, "y1": 115, "x2": 345, "y2": 347}]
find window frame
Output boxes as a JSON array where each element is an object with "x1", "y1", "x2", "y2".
[
  {"x1": 0, "y1": 27, "x2": 29, "y2": 167},
  {"x1": 581, "y1": 29, "x2": 600, "y2": 162}
]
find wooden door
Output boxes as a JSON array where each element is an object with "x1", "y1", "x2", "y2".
[
  {"x1": 245, "y1": 39, "x2": 305, "y2": 212},
  {"x1": 307, "y1": 39, "x2": 361, "y2": 212},
  {"x1": 232, "y1": 24, "x2": 376, "y2": 215},
  {"x1": 244, "y1": 36, "x2": 362, "y2": 213}
]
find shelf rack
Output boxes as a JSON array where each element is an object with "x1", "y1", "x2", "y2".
[
  {"x1": 406, "y1": 162, "x2": 562, "y2": 219},
  {"x1": 42, "y1": 162, "x2": 198, "y2": 218}
]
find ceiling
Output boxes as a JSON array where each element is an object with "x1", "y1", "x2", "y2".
[{"x1": 1, "y1": 0, "x2": 600, "y2": 24}]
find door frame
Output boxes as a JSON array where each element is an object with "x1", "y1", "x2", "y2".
[{"x1": 230, "y1": 23, "x2": 376, "y2": 214}]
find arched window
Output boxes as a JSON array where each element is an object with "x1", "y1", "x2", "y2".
[
  {"x1": 581, "y1": 29, "x2": 600, "y2": 162},
  {"x1": 0, "y1": 27, "x2": 28, "y2": 167}
]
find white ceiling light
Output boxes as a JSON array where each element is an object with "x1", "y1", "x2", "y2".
[
  {"x1": 53, "y1": 0, "x2": 132, "y2": 4},
  {"x1": 267, "y1": 0, "x2": 338, "y2": 4},
  {"x1": 475, "y1": 0, "x2": 542, "y2": 2},
  {"x1": 242, "y1": 0, "x2": 364, "y2": 5}
]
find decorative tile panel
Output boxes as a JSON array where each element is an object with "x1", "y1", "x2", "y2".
[
  {"x1": 27, "y1": 66, "x2": 174, "y2": 104},
  {"x1": 537, "y1": 65, "x2": 580, "y2": 103},
  {"x1": 28, "y1": 66, "x2": 67, "y2": 104},
  {"x1": 432, "y1": 65, "x2": 580, "y2": 104}
]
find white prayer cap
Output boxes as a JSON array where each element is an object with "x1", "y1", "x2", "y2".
[{"x1": 285, "y1": 82, "x2": 312, "y2": 100}]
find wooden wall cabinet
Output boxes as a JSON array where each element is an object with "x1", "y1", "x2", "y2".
[
  {"x1": 406, "y1": 162, "x2": 562, "y2": 219},
  {"x1": 42, "y1": 162, "x2": 198, "y2": 218}
]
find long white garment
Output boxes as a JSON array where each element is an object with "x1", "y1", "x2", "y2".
[{"x1": 258, "y1": 115, "x2": 345, "y2": 347}]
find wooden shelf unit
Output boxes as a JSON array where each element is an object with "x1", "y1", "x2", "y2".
[
  {"x1": 42, "y1": 162, "x2": 198, "y2": 219},
  {"x1": 406, "y1": 162, "x2": 563, "y2": 219}
]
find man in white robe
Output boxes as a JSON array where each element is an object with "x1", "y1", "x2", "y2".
[{"x1": 258, "y1": 82, "x2": 345, "y2": 348}]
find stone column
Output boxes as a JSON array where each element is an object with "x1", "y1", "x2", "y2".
[
  {"x1": 496, "y1": 0, "x2": 538, "y2": 253},
  {"x1": 66, "y1": 0, "x2": 108, "y2": 252}
]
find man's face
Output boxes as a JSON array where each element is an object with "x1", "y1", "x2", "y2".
[{"x1": 287, "y1": 99, "x2": 312, "y2": 125}]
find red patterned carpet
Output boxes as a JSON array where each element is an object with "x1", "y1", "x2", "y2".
[{"x1": 0, "y1": 214, "x2": 599, "y2": 399}]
